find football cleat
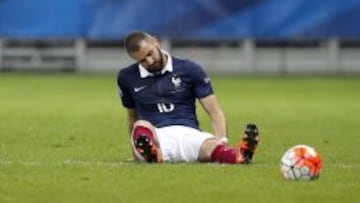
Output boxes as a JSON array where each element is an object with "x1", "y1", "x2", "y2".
[
  {"x1": 134, "y1": 134, "x2": 162, "y2": 163},
  {"x1": 238, "y1": 123, "x2": 260, "y2": 164}
]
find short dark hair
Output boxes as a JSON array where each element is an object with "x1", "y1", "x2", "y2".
[{"x1": 124, "y1": 31, "x2": 153, "y2": 54}]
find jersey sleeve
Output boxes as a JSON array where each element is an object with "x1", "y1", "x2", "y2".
[
  {"x1": 117, "y1": 70, "x2": 135, "y2": 108},
  {"x1": 190, "y1": 62, "x2": 214, "y2": 99}
]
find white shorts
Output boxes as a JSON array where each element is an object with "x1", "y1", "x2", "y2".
[{"x1": 155, "y1": 125, "x2": 214, "y2": 162}]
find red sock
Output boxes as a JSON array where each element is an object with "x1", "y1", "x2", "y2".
[
  {"x1": 210, "y1": 145, "x2": 244, "y2": 164},
  {"x1": 133, "y1": 126, "x2": 154, "y2": 141}
]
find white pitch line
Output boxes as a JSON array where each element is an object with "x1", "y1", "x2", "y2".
[
  {"x1": 0, "y1": 160, "x2": 360, "y2": 169},
  {"x1": 63, "y1": 159, "x2": 134, "y2": 167},
  {"x1": 0, "y1": 159, "x2": 133, "y2": 167}
]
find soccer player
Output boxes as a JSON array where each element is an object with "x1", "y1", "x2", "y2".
[{"x1": 117, "y1": 31, "x2": 259, "y2": 164}]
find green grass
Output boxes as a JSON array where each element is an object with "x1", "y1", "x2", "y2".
[{"x1": 0, "y1": 73, "x2": 359, "y2": 203}]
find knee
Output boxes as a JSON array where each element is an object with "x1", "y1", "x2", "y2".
[
  {"x1": 132, "y1": 120, "x2": 156, "y2": 138},
  {"x1": 198, "y1": 138, "x2": 221, "y2": 161},
  {"x1": 133, "y1": 120, "x2": 154, "y2": 130}
]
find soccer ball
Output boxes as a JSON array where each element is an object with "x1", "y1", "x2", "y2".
[{"x1": 280, "y1": 145, "x2": 322, "y2": 180}]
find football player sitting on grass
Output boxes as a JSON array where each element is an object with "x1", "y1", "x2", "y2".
[{"x1": 117, "y1": 31, "x2": 260, "y2": 164}]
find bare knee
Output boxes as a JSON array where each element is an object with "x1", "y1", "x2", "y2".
[
  {"x1": 198, "y1": 138, "x2": 221, "y2": 162},
  {"x1": 133, "y1": 120, "x2": 154, "y2": 129}
]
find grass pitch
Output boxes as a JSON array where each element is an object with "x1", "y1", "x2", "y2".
[{"x1": 0, "y1": 73, "x2": 359, "y2": 203}]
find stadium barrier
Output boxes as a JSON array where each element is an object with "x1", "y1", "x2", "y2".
[{"x1": 0, "y1": 38, "x2": 359, "y2": 75}]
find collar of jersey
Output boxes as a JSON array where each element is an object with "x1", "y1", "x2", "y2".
[{"x1": 138, "y1": 50, "x2": 173, "y2": 78}]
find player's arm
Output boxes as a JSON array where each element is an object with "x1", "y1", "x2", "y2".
[
  {"x1": 117, "y1": 71, "x2": 136, "y2": 136},
  {"x1": 126, "y1": 108, "x2": 137, "y2": 136},
  {"x1": 199, "y1": 94, "x2": 228, "y2": 142},
  {"x1": 126, "y1": 108, "x2": 140, "y2": 161}
]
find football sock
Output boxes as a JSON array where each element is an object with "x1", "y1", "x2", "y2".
[
  {"x1": 133, "y1": 126, "x2": 154, "y2": 141},
  {"x1": 210, "y1": 144, "x2": 244, "y2": 164}
]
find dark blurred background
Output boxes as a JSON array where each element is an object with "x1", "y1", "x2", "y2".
[{"x1": 0, "y1": 0, "x2": 359, "y2": 75}]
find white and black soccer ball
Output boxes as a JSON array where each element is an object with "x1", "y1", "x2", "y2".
[{"x1": 280, "y1": 145, "x2": 322, "y2": 180}]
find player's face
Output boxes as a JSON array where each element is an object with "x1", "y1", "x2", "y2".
[{"x1": 130, "y1": 40, "x2": 164, "y2": 73}]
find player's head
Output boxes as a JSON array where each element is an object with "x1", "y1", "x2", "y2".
[{"x1": 124, "y1": 31, "x2": 165, "y2": 73}]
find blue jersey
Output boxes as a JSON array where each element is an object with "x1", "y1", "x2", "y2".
[{"x1": 117, "y1": 56, "x2": 213, "y2": 129}]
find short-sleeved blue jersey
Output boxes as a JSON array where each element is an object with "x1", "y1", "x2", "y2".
[{"x1": 117, "y1": 56, "x2": 213, "y2": 129}]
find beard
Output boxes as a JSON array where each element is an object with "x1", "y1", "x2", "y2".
[{"x1": 147, "y1": 48, "x2": 164, "y2": 74}]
